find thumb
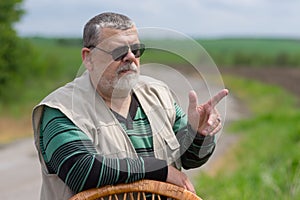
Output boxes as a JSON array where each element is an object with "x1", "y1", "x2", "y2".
[{"x1": 188, "y1": 90, "x2": 198, "y2": 112}]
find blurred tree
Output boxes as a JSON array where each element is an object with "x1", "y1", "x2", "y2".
[{"x1": 0, "y1": 0, "x2": 39, "y2": 103}]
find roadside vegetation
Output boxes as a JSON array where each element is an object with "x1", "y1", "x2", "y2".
[{"x1": 195, "y1": 75, "x2": 300, "y2": 199}]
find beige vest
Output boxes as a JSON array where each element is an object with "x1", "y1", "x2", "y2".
[{"x1": 32, "y1": 71, "x2": 182, "y2": 200}]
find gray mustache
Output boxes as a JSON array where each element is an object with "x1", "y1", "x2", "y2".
[{"x1": 117, "y1": 64, "x2": 138, "y2": 74}]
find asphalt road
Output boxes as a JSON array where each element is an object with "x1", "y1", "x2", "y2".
[
  {"x1": 0, "y1": 66, "x2": 243, "y2": 199},
  {"x1": 0, "y1": 138, "x2": 41, "y2": 199}
]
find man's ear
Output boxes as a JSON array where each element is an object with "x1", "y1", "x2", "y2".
[{"x1": 81, "y1": 47, "x2": 93, "y2": 71}]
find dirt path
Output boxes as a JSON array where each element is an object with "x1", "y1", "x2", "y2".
[
  {"x1": 220, "y1": 67, "x2": 300, "y2": 98},
  {"x1": 0, "y1": 116, "x2": 32, "y2": 144}
]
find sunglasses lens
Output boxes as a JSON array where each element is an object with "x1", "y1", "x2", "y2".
[
  {"x1": 112, "y1": 46, "x2": 129, "y2": 61},
  {"x1": 111, "y1": 44, "x2": 145, "y2": 61},
  {"x1": 131, "y1": 44, "x2": 145, "y2": 58}
]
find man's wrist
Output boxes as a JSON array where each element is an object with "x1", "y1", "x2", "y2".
[{"x1": 143, "y1": 157, "x2": 168, "y2": 181}]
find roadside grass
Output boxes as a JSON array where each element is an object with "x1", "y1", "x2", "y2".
[{"x1": 196, "y1": 76, "x2": 300, "y2": 199}]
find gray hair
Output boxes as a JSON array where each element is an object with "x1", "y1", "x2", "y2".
[{"x1": 83, "y1": 12, "x2": 135, "y2": 48}]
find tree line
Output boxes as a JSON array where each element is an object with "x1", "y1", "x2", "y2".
[{"x1": 0, "y1": 0, "x2": 46, "y2": 104}]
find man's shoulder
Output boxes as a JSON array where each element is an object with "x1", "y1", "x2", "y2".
[{"x1": 137, "y1": 75, "x2": 169, "y2": 89}]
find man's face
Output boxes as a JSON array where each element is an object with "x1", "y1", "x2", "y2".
[{"x1": 86, "y1": 26, "x2": 142, "y2": 98}]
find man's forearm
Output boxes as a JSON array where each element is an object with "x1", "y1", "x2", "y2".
[{"x1": 178, "y1": 125, "x2": 216, "y2": 169}]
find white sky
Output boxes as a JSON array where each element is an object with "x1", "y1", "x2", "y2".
[{"x1": 15, "y1": 0, "x2": 300, "y2": 38}]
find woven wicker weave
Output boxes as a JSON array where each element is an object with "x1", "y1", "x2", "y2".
[{"x1": 69, "y1": 179, "x2": 202, "y2": 200}]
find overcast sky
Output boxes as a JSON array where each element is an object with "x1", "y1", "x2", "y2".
[{"x1": 15, "y1": 0, "x2": 300, "y2": 38}]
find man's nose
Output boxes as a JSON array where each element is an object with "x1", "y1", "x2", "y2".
[{"x1": 122, "y1": 50, "x2": 137, "y2": 63}]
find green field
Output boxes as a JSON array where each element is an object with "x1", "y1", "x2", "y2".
[
  {"x1": 144, "y1": 38, "x2": 300, "y2": 67},
  {"x1": 29, "y1": 37, "x2": 300, "y2": 71},
  {"x1": 199, "y1": 38, "x2": 300, "y2": 67},
  {"x1": 23, "y1": 37, "x2": 300, "y2": 107},
  {"x1": 13, "y1": 37, "x2": 297, "y2": 111}
]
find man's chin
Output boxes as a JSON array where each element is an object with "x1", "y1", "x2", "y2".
[{"x1": 112, "y1": 74, "x2": 139, "y2": 98}]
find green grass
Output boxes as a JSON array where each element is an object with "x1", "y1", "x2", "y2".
[
  {"x1": 199, "y1": 38, "x2": 300, "y2": 56},
  {"x1": 195, "y1": 76, "x2": 300, "y2": 199},
  {"x1": 28, "y1": 37, "x2": 83, "y2": 79},
  {"x1": 198, "y1": 38, "x2": 300, "y2": 67}
]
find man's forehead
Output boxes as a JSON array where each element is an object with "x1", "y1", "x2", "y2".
[{"x1": 99, "y1": 27, "x2": 139, "y2": 45}]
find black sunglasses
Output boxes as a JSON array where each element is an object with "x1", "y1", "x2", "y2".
[{"x1": 89, "y1": 43, "x2": 145, "y2": 61}]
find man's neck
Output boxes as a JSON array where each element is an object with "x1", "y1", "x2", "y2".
[{"x1": 105, "y1": 94, "x2": 132, "y2": 118}]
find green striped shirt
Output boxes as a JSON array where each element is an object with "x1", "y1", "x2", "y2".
[{"x1": 40, "y1": 93, "x2": 215, "y2": 193}]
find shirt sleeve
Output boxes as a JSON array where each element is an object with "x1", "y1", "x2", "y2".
[
  {"x1": 173, "y1": 102, "x2": 216, "y2": 169},
  {"x1": 40, "y1": 106, "x2": 167, "y2": 193}
]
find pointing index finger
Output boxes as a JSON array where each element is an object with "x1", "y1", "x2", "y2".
[{"x1": 207, "y1": 89, "x2": 229, "y2": 107}]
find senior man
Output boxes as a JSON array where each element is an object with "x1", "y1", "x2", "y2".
[{"x1": 32, "y1": 12, "x2": 228, "y2": 200}]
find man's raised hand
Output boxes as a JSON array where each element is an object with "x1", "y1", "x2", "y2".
[{"x1": 188, "y1": 89, "x2": 229, "y2": 136}]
